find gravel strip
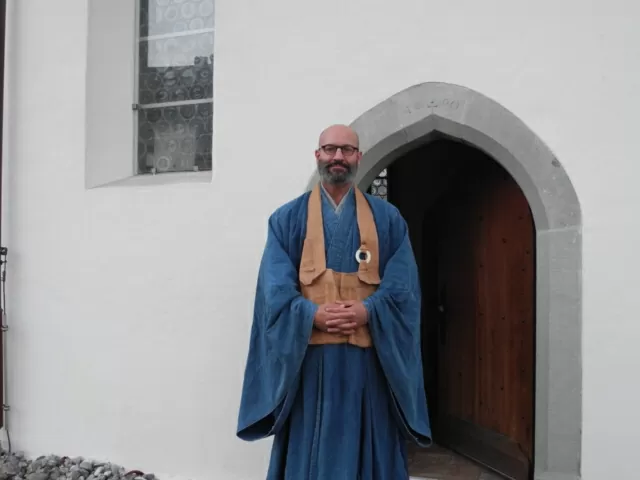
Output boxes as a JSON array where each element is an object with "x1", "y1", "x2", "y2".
[{"x1": 0, "y1": 450, "x2": 161, "y2": 480}]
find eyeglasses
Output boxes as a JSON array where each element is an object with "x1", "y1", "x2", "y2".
[{"x1": 319, "y1": 144, "x2": 359, "y2": 157}]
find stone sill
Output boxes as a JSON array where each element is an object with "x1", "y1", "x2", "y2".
[{"x1": 91, "y1": 170, "x2": 213, "y2": 189}]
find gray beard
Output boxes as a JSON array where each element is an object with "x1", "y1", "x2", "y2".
[{"x1": 318, "y1": 162, "x2": 357, "y2": 185}]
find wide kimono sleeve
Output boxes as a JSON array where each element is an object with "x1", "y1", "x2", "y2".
[
  {"x1": 363, "y1": 207, "x2": 433, "y2": 447},
  {"x1": 236, "y1": 210, "x2": 318, "y2": 441}
]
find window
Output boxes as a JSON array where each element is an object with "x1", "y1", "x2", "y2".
[
  {"x1": 135, "y1": 0, "x2": 215, "y2": 175},
  {"x1": 368, "y1": 168, "x2": 388, "y2": 200}
]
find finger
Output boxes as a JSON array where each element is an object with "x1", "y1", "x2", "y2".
[
  {"x1": 337, "y1": 300, "x2": 355, "y2": 306},
  {"x1": 327, "y1": 324, "x2": 357, "y2": 334},
  {"x1": 326, "y1": 312, "x2": 356, "y2": 322},
  {"x1": 327, "y1": 327, "x2": 351, "y2": 334},
  {"x1": 324, "y1": 305, "x2": 343, "y2": 311},
  {"x1": 326, "y1": 316, "x2": 355, "y2": 326},
  {"x1": 327, "y1": 312, "x2": 356, "y2": 321},
  {"x1": 327, "y1": 310, "x2": 355, "y2": 317},
  {"x1": 325, "y1": 307, "x2": 350, "y2": 313},
  {"x1": 337, "y1": 322, "x2": 357, "y2": 330}
]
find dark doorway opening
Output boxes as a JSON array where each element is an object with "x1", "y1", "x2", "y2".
[{"x1": 371, "y1": 137, "x2": 536, "y2": 480}]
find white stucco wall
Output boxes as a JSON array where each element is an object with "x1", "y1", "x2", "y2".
[{"x1": 2, "y1": 0, "x2": 639, "y2": 479}]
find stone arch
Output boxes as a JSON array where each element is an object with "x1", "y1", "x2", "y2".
[{"x1": 306, "y1": 82, "x2": 582, "y2": 479}]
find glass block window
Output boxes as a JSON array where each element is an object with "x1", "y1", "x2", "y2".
[
  {"x1": 368, "y1": 168, "x2": 388, "y2": 200},
  {"x1": 136, "y1": 0, "x2": 214, "y2": 174}
]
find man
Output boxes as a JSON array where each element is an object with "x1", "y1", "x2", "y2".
[{"x1": 237, "y1": 125, "x2": 432, "y2": 479}]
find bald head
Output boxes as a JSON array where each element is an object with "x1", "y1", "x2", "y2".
[{"x1": 318, "y1": 124, "x2": 360, "y2": 149}]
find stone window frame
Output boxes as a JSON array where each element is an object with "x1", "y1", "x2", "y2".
[{"x1": 307, "y1": 82, "x2": 582, "y2": 480}]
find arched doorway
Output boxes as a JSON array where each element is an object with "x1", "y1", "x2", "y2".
[
  {"x1": 306, "y1": 82, "x2": 582, "y2": 480},
  {"x1": 375, "y1": 138, "x2": 536, "y2": 479}
]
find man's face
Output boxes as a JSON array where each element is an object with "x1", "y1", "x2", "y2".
[{"x1": 315, "y1": 126, "x2": 362, "y2": 185}]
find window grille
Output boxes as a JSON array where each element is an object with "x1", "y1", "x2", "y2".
[{"x1": 135, "y1": 0, "x2": 215, "y2": 174}]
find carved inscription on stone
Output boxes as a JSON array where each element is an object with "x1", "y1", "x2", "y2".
[{"x1": 405, "y1": 98, "x2": 463, "y2": 115}]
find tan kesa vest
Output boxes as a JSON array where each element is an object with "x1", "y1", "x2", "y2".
[{"x1": 299, "y1": 184, "x2": 381, "y2": 348}]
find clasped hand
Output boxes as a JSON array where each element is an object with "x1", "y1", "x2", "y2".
[{"x1": 314, "y1": 300, "x2": 368, "y2": 336}]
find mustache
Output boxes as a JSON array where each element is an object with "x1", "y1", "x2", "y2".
[{"x1": 324, "y1": 160, "x2": 350, "y2": 170}]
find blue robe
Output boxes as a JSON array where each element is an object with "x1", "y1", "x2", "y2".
[{"x1": 237, "y1": 187, "x2": 432, "y2": 479}]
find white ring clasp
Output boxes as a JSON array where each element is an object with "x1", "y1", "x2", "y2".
[{"x1": 355, "y1": 249, "x2": 372, "y2": 264}]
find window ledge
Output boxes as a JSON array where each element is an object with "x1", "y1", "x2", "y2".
[{"x1": 93, "y1": 170, "x2": 213, "y2": 188}]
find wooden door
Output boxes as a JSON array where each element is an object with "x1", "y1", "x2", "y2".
[{"x1": 432, "y1": 159, "x2": 535, "y2": 480}]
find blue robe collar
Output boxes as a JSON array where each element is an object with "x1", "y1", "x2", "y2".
[{"x1": 320, "y1": 183, "x2": 353, "y2": 215}]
